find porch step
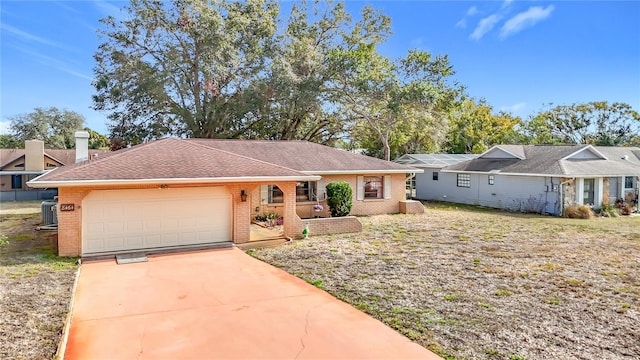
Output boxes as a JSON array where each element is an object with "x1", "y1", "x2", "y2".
[{"x1": 236, "y1": 238, "x2": 290, "y2": 250}]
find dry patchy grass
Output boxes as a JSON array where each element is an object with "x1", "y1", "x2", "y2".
[
  {"x1": 251, "y1": 202, "x2": 640, "y2": 360},
  {"x1": 0, "y1": 204, "x2": 77, "y2": 360}
]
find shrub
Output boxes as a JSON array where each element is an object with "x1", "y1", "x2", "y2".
[
  {"x1": 564, "y1": 205, "x2": 593, "y2": 219},
  {"x1": 326, "y1": 181, "x2": 353, "y2": 217},
  {"x1": 598, "y1": 203, "x2": 619, "y2": 217},
  {"x1": 620, "y1": 203, "x2": 633, "y2": 216}
]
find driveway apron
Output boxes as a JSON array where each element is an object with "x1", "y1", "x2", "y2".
[{"x1": 64, "y1": 248, "x2": 440, "y2": 359}]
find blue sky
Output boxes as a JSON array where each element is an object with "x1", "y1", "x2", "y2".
[{"x1": 1, "y1": 0, "x2": 639, "y2": 136}]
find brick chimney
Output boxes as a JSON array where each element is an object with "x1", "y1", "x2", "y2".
[
  {"x1": 25, "y1": 140, "x2": 45, "y2": 171},
  {"x1": 75, "y1": 131, "x2": 89, "y2": 163}
]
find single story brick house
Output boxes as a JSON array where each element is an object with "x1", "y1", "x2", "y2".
[
  {"x1": 28, "y1": 138, "x2": 422, "y2": 256},
  {"x1": 404, "y1": 145, "x2": 640, "y2": 215}
]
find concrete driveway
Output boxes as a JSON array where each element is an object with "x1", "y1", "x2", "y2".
[{"x1": 64, "y1": 248, "x2": 440, "y2": 359}]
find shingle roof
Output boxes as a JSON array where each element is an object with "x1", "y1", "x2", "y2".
[
  {"x1": 444, "y1": 145, "x2": 640, "y2": 176},
  {"x1": 395, "y1": 154, "x2": 478, "y2": 167},
  {"x1": 187, "y1": 139, "x2": 418, "y2": 173},
  {"x1": 34, "y1": 138, "x2": 312, "y2": 182}
]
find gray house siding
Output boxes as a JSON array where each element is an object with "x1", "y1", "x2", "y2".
[{"x1": 416, "y1": 168, "x2": 561, "y2": 215}]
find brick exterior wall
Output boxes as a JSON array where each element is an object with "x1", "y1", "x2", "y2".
[
  {"x1": 399, "y1": 200, "x2": 425, "y2": 214},
  {"x1": 302, "y1": 216, "x2": 363, "y2": 236},
  {"x1": 55, "y1": 181, "x2": 300, "y2": 256},
  {"x1": 57, "y1": 187, "x2": 91, "y2": 256},
  {"x1": 54, "y1": 174, "x2": 404, "y2": 256},
  {"x1": 321, "y1": 173, "x2": 407, "y2": 216}
]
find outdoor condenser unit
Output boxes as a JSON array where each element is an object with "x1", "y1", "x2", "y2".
[{"x1": 41, "y1": 200, "x2": 58, "y2": 226}]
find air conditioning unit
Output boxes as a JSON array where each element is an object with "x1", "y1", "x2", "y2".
[{"x1": 41, "y1": 200, "x2": 58, "y2": 225}]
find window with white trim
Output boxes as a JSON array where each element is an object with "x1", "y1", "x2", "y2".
[
  {"x1": 457, "y1": 173, "x2": 471, "y2": 188},
  {"x1": 625, "y1": 176, "x2": 634, "y2": 189},
  {"x1": 268, "y1": 182, "x2": 317, "y2": 204},
  {"x1": 364, "y1": 176, "x2": 384, "y2": 199},
  {"x1": 488, "y1": 175, "x2": 495, "y2": 185}
]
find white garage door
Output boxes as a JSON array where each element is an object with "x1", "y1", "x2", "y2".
[{"x1": 82, "y1": 187, "x2": 231, "y2": 254}]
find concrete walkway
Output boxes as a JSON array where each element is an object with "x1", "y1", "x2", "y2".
[{"x1": 64, "y1": 248, "x2": 440, "y2": 359}]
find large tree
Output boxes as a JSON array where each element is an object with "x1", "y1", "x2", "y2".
[
  {"x1": 523, "y1": 101, "x2": 640, "y2": 146},
  {"x1": 332, "y1": 45, "x2": 460, "y2": 160},
  {"x1": 445, "y1": 99, "x2": 522, "y2": 154},
  {"x1": 8, "y1": 107, "x2": 85, "y2": 149},
  {"x1": 94, "y1": 0, "x2": 395, "y2": 146},
  {"x1": 250, "y1": 2, "x2": 391, "y2": 143},
  {"x1": 93, "y1": 0, "x2": 280, "y2": 145},
  {"x1": 0, "y1": 134, "x2": 22, "y2": 149}
]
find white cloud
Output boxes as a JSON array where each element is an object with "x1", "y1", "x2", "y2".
[
  {"x1": 11, "y1": 45, "x2": 92, "y2": 81},
  {"x1": 456, "y1": 6, "x2": 479, "y2": 29},
  {"x1": 467, "y1": 6, "x2": 478, "y2": 16},
  {"x1": 93, "y1": 0, "x2": 125, "y2": 17},
  {"x1": 500, "y1": 102, "x2": 527, "y2": 114},
  {"x1": 500, "y1": 5, "x2": 555, "y2": 38},
  {"x1": 0, "y1": 121, "x2": 11, "y2": 135},
  {"x1": 1, "y1": 23, "x2": 61, "y2": 48},
  {"x1": 470, "y1": 14, "x2": 502, "y2": 40},
  {"x1": 502, "y1": 0, "x2": 514, "y2": 10}
]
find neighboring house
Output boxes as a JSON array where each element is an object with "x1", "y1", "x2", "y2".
[
  {"x1": 395, "y1": 153, "x2": 478, "y2": 198},
  {"x1": 27, "y1": 138, "x2": 423, "y2": 256},
  {"x1": 405, "y1": 145, "x2": 640, "y2": 216},
  {"x1": 0, "y1": 132, "x2": 109, "y2": 201}
]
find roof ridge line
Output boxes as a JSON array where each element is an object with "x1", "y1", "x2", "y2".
[{"x1": 183, "y1": 138, "x2": 310, "y2": 176}]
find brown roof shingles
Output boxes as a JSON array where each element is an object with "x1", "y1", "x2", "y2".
[
  {"x1": 187, "y1": 139, "x2": 415, "y2": 172},
  {"x1": 36, "y1": 138, "x2": 314, "y2": 182}
]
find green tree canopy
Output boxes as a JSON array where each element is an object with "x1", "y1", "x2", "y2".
[
  {"x1": 8, "y1": 107, "x2": 86, "y2": 149},
  {"x1": 0, "y1": 134, "x2": 22, "y2": 149},
  {"x1": 445, "y1": 99, "x2": 522, "y2": 154},
  {"x1": 523, "y1": 101, "x2": 640, "y2": 146},
  {"x1": 332, "y1": 45, "x2": 461, "y2": 160}
]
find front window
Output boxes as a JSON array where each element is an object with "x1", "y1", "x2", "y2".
[
  {"x1": 583, "y1": 179, "x2": 595, "y2": 205},
  {"x1": 269, "y1": 182, "x2": 317, "y2": 203},
  {"x1": 625, "y1": 176, "x2": 634, "y2": 189},
  {"x1": 11, "y1": 175, "x2": 22, "y2": 189},
  {"x1": 457, "y1": 174, "x2": 471, "y2": 188},
  {"x1": 488, "y1": 175, "x2": 495, "y2": 185},
  {"x1": 295, "y1": 181, "x2": 317, "y2": 202},
  {"x1": 268, "y1": 185, "x2": 283, "y2": 203},
  {"x1": 364, "y1": 176, "x2": 384, "y2": 199},
  {"x1": 432, "y1": 172, "x2": 439, "y2": 181}
]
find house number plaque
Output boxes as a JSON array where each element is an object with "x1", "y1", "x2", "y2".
[{"x1": 59, "y1": 204, "x2": 75, "y2": 212}]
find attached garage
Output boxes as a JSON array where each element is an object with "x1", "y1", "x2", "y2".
[{"x1": 82, "y1": 187, "x2": 231, "y2": 255}]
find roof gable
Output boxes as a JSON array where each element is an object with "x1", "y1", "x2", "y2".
[
  {"x1": 395, "y1": 153, "x2": 478, "y2": 168},
  {"x1": 479, "y1": 145, "x2": 525, "y2": 160},
  {"x1": 561, "y1": 145, "x2": 608, "y2": 160}
]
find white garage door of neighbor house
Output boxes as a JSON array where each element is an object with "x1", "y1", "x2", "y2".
[{"x1": 82, "y1": 187, "x2": 231, "y2": 254}]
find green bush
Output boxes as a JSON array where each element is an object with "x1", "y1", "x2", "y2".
[
  {"x1": 598, "y1": 203, "x2": 619, "y2": 217},
  {"x1": 326, "y1": 181, "x2": 353, "y2": 217}
]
